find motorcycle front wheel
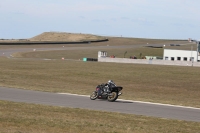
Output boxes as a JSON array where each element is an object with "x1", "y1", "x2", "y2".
[
  {"x1": 90, "y1": 91, "x2": 98, "y2": 100},
  {"x1": 107, "y1": 92, "x2": 118, "y2": 102}
]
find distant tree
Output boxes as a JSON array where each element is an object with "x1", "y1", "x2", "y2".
[
  {"x1": 124, "y1": 51, "x2": 127, "y2": 58},
  {"x1": 140, "y1": 53, "x2": 142, "y2": 59}
]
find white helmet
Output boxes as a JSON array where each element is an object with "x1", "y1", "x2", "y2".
[{"x1": 108, "y1": 80, "x2": 113, "y2": 84}]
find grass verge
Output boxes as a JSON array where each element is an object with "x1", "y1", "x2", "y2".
[
  {"x1": 0, "y1": 38, "x2": 199, "y2": 132},
  {"x1": 0, "y1": 100, "x2": 200, "y2": 133},
  {"x1": 0, "y1": 57, "x2": 200, "y2": 107}
]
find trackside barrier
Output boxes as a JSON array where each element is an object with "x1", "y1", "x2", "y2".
[
  {"x1": 83, "y1": 58, "x2": 98, "y2": 62},
  {"x1": 98, "y1": 57, "x2": 200, "y2": 67},
  {"x1": 0, "y1": 39, "x2": 109, "y2": 45}
]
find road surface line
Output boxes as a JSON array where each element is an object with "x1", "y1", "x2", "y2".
[{"x1": 58, "y1": 93, "x2": 200, "y2": 110}]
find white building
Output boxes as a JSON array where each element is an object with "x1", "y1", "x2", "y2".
[
  {"x1": 163, "y1": 49, "x2": 197, "y2": 62},
  {"x1": 98, "y1": 51, "x2": 107, "y2": 58}
]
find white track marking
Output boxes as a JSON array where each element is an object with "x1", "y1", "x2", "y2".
[
  {"x1": 58, "y1": 93, "x2": 89, "y2": 97},
  {"x1": 57, "y1": 93, "x2": 200, "y2": 110}
]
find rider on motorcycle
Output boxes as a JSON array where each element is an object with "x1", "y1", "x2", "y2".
[
  {"x1": 97, "y1": 80, "x2": 115, "y2": 95},
  {"x1": 106, "y1": 80, "x2": 116, "y2": 93},
  {"x1": 90, "y1": 79, "x2": 123, "y2": 101}
]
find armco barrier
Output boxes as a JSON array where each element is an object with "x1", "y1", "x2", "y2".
[{"x1": 98, "y1": 57, "x2": 200, "y2": 67}]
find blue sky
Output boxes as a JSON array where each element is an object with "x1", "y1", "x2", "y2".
[{"x1": 0, "y1": 0, "x2": 200, "y2": 39}]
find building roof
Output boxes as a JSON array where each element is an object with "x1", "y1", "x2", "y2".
[{"x1": 164, "y1": 43, "x2": 197, "y2": 51}]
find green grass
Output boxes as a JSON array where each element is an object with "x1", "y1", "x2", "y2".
[{"x1": 0, "y1": 100, "x2": 200, "y2": 133}]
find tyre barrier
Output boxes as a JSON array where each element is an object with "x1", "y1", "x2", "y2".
[
  {"x1": 83, "y1": 58, "x2": 98, "y2": 62},
  {"x1": 0, "y1": 39, "x2": 109, "y2": 45}
]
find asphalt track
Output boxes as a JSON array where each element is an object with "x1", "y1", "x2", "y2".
[
  {"x1": 0, "y1": 87, "x2": 200, "y2": 122},
  {"x1": 1, "y1": 44, "x2": 200, "y2": 122}
]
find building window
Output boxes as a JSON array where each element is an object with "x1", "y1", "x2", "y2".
[
  {"x1": 165, "y1": 57, "x2": 168, "y2": 60},
  {"x1": 183, "y1": 57, "x2": 187, "y2": 61},
  {"x1": 171, "y1": 57, "x2": 174, "y2": 61},
  {"x1": 190, "y1": 57, "x2": 194, "y2": 61},
  {"x1": 177, "y1": 57, "x2": 181, "y2": 60}
]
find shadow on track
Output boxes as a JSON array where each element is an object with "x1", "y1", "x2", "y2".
[{"x1": 93, "y1": 99, "x2": 133, "y2": 103}]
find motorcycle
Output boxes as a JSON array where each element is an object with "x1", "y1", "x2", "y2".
[{"x1": 90, "y1": 80, "x2": 123, "y2": 102}]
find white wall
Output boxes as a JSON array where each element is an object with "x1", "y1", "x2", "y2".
[
  {"x1": 98, "y1": 57, "x2": 200, "y2": 67},
  {"x1": 163, "y1": 49, "x2": 200, "y2": 62}
]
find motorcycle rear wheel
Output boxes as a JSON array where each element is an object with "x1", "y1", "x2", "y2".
[
  {"x1": 107, "y1": 92, "x2": 118, "y2": 102},
  {"x1": 90, "y1": 91, "x2": 98, "y2": 100}
]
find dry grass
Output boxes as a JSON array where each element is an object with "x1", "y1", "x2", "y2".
[
  {"x1": 0, "y1": 32, "x2": 106, "y2": 42},
  {"x1": 0, "y1": 34, "x2": 199, "y2": 132},
  {"x1": 0, "y1": 35, "x2": 199, "y2": 107},
  {"x1": 0, "y1": 32, "x2": 188, "y2": 46},
  {"x1": 29, "y1": 32, "x2": 106, "y2": 41},
  {"x1": 0, "y1": 57, "x2": 200, "y2": 107},
  {"x1": 0, "y1": 100, "x2": 200, "y2": 133},
  {"x1": 13, "y1": 47, "x2": 163, "y2": 59}
]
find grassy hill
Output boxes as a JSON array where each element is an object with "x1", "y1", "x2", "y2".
[
  {"x1": 29, "y1": 32, "x2": 107, "y2": 42},
  {"x1": 0, "y1": 32, "x2": 107, "y2": 42}
]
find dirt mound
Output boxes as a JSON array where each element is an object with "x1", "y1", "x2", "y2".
[{"x1": 29, "y1": 32, "x2": 106, "y2": 42}]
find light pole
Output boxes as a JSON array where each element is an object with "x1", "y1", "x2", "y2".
[
  {"x1": 191, "y1": 45, "x2": 193, "y2": 66},
  {"x1": 190, "y1": 39, "x2": 199, "y2": 62},
  {"x1": 197, "y1": 41, "x2": 199, "y2": 62},
  {"x1": 163, "y1": 44, "x2": 165, "y2": 60}
]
